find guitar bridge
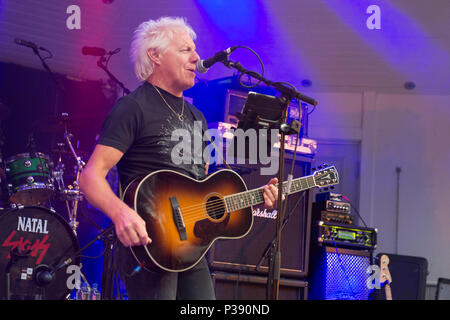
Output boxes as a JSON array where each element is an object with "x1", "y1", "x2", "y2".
[{"x1": 169, "y1": 196, "x2": 187, "y2": 241}]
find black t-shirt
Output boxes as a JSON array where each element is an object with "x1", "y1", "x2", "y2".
[{"x1": 98, "y1": 82, "x2": 208, "y2": 188}]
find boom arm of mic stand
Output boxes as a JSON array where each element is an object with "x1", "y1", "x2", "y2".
[
  {"x1": 32, "y1": 48, "x2": 65, "y2": 93},
  {"x1": 97, "y1": 58, "x2": 130, "y2": 95},
  {"x1": 224, "y1": 60, "x2": 318, "y2": 106},
  {"x1": 29, "y1": 47, "x2": 66, "y2": 119},
  {"x1": 51, "y1": 225, "x2": 115, "y2": 274}
]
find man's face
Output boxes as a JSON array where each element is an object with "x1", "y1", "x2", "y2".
[{"x1": 156, "y1": 28, "x2": 200, "y2": 94}]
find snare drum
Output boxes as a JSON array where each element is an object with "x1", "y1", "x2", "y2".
[
  {"x1": 5, "y1": 153, "x2": 55, "y2": 205},
  {"x1": 0, "y1": 206, "x2": 81, "y2": 300}
]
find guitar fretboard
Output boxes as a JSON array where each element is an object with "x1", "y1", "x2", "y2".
[{"x1": 224, "y1": 175, "x2": 316, "y2": 212}]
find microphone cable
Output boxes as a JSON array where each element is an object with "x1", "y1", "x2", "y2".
[{"x1": 228, "y1": 45, "x2": 265, "y2": 89}]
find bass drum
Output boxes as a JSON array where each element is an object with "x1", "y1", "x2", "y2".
[{"x1": 0, "y1": 206, "x2": 80, "y2": 300}]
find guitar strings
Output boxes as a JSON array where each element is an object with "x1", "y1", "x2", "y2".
[
  {"x1": 172, "y1": 180, "x2": 296, "y2": 224},
  {"x1": 176, "y1": 187, "x2": 265, "y2": 215},
  {"x1": 179, "y1": 185, "x2": 284, "y2": 225},
  {"x1": 149, "y1": 176, "x2": 317, "y2": 225},
  {"x1": 168, "y1": 189, "x2": 265, "y2": 225},
  {"x1": 178, "y1": 195, "x2": 258, "y2": 224},
  {"x1": 177, "y1": 185, "x2": 286, "y2": 225}
]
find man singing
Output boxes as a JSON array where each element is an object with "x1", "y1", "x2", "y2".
[{"x1": 79, "y1": 16, "x2": 279, "y2": 300}]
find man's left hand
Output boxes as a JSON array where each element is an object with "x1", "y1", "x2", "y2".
[{"x1": 263, "y1": 177, "x2": 283, "y2": 209}]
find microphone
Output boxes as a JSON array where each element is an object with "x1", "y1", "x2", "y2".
[
  {"x1": 196, "y1": 46, "x2": 238, "y2": 74},
  {"x1": 81, "y1": 46, "x2": 107, "y2": 56},
  {"x1": 14, "y1": 38, "x2": 47, "y2": 51},
  {"x1": 34, "y1": 265, "x2": 54, "y2": 287}
]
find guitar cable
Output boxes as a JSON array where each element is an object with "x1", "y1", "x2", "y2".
[
  {"x1": 126, "y1": 261, "x2": 146, "y2": 278},
  {"x1": 341, "y1": 195, "x2": 368, "y2": 228}
]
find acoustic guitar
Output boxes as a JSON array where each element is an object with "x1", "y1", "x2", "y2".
[{"x1": 122, "y1": 166, "x2": 339, "y2": 272}]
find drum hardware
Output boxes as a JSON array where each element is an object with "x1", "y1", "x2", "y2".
[
  {"x1": 52, "y1": 145, "x2": 66, "y2": 192},
  {"x1": 57, "y1": 112, "x2": 86, "y2": 234},
  {"x1": 34, "y1": 114, "x2": 98, "y2": 133},
  {"x1": 3, "y1": 111, "x2": 86, "y2": 232},
  {"x1": 33, "y1": 225, "x2": 114, "y2": 288},
  {"x1": 5, "y1": 247, "x2": 45, "y2": 300}
]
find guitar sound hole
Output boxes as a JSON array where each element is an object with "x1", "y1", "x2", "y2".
[{"x1": 206, "y1": 196, "x2": 225, "y2": 220}]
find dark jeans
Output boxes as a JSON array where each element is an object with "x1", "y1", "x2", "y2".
[{"x1": 115, "y1": 243, "x2": 216, "y2": 300}]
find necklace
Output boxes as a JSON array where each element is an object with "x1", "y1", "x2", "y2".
[{"x1": 152, "y1": 85, "x2": 184, "y2": 121}]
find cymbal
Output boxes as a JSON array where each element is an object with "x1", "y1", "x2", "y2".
[
  {"x1": 33, "y1": 115, "x2": 101, "y2": 133},
  {"x1": 52, "y1": 148, "x2": 90, "y2": 158}
]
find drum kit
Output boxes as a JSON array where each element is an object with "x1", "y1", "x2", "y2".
[{"x1": 0, "y1": 111, "x2": 108, "y2": 300}]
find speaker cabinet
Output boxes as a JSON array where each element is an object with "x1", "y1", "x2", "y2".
[
  {"x1": 212, "y1": 271, "x2": 308, "y2": 300},
  {"x1": 207, "y1": 156, "x2": 313, "y2": 278},
  {"x1": 436, "y1": 277, "x2": 450, "y2": 300},
  {"x1": 308, "y1": 246, "x2": 372, "y2": 300},
  {"x1": 374, "y1": 253, "x2": 428, "y2": 300}
]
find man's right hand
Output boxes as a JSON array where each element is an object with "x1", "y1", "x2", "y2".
[
  {"x1": 79, "y1": 144, "x2": 152, "y2": 248},
  {"x1": 113, "y1": 206, "x2": 152, "y2": 247}
]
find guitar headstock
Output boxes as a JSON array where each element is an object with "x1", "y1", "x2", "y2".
[
  {"x1": 313, "y1": 165, "x2": 339, "y2": 188},
  {"x1": 380, "y1": 254, "x2": 392, "y2": 285}
]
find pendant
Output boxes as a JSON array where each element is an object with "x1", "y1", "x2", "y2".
[{"x1": 178, "y1": 114, "x2": 184, "y2": 121}]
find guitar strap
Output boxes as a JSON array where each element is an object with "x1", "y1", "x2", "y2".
[
  {"x1": 118, "y1": 179, "x2": 123, "y2": 199},
  {"x1": 116, "y1": 105, "x2": 234, "y2": 198}
]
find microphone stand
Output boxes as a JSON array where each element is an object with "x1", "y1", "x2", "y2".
[
  {"x1": 255, "y1": 190, "x2": 306, "y2": 272},
  {"x1": 27, "y1": 45, "x2": 67, "y2": 160},
  {"x1": 31, "y1": 47, "x2": 65, "y2": 96},
  {"x1": 33, "y1": 225, "x2": 115, "y2": 294},
  {"x1": 222, "y1": 57, "x2": 317, "y2": 300},
  {"x1": 222, "y1": 60, "x2": 318, "y2": 107},
  {"x1": 269, "y1": 97, "x2": 288, "y2": 300},
  {"x1": 96, "y1": 56, "x2": 130, "y2": 96}
]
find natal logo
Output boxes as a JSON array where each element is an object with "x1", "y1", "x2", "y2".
[
  {"x1": 17, "y1": 216, "x2": 49, "y2": 234},
  {"x1": 1, "y1": 217, "x2": 51, "y2": 265}
]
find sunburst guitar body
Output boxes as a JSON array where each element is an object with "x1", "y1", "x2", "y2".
[{"x1": 122, "y1": 166, "x2": 338, "y2": 272}]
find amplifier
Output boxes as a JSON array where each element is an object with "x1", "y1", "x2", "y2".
[
  {"x1": 314, "y1": 221, "x2": 377, "y2": 250},
  {"x1": 313, "y1": 196, "x2": 354, "y2": 225},
  {"x1": 313, "y1": 210, "x2": 354, "y2": 225},
  {"x1": 314, "y1": 200, "x2": 351, "y2": 214}
]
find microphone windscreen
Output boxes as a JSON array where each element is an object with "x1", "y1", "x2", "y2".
[{"x1": 196, "y1": 60, "x2": 208, "y2": 74}]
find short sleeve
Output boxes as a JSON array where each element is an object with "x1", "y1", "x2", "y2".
[{"x1": 97, "y1": 96, "x2": 143, "y2": 153}]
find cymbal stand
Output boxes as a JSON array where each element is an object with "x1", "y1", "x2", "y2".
[
  {"x1": 53, "y1": 143, "x2": 66, "y2": 191},
  {"x1": 61, "y1": 113, "x2": 85, "y2": 234}
]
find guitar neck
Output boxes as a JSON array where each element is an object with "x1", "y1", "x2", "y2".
[
  {"x1": 224, "y1": 175, "x2": 316, "y2": 212},
  {"x1": 385, "y1": 284, "x2": 392, "y2": 300}
]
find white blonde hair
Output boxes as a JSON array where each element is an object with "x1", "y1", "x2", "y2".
[{"x1": 130, "y1": 16, "x2": 197, "y2": 81}]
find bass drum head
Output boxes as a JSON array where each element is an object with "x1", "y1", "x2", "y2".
[{"x1": 0, "y1": 206, "x2": 80, "y2": 300}]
